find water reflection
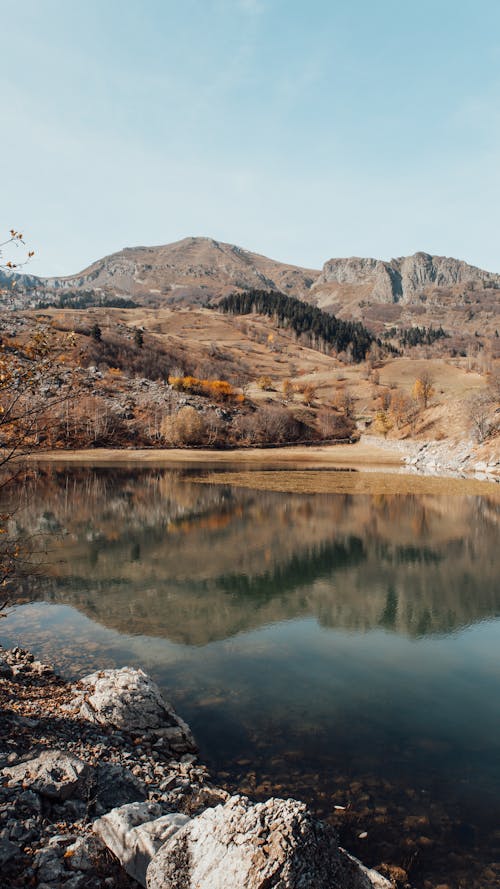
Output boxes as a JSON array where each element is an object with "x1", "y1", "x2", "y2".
[
  {"x1": 8, "y1": 466, "x2": 500, "y2": 641},
  {"x1": 2, "y1": 466, "x2": 500, "y2": 888}
]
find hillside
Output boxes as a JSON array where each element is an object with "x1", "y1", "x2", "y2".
[
  {"x1": 1, "y1": 303, "x2": 498, "y2": 465},
  {"x1": 3, "y1": 238, "x2": 500, "y2": 345}
]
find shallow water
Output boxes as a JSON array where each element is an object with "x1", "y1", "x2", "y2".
[{"x1": 2, "y1": 465, "x2": 500, "y2": 887}]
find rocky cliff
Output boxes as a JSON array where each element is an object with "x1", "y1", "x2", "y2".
[{"x1": 311, "y1": 251, "x2": 500, "y2": 307}]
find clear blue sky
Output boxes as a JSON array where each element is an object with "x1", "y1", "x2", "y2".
[{"x1": 2, "y1": 0, "x2": 500, "y2": 275}]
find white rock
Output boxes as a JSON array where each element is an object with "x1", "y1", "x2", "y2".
[
  {"x1": 146, "y1": 794, "x2": 390, "y2": 889},
  {"x1": 94, "y1": 801, "x2": 189, "y2": 886},
  {"x1": 73, "y1": 667, "x2": 196, "y2": 753}
]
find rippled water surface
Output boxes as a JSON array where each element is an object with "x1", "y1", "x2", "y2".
[{"x1": 2, "y1": 465, "x2": 500, "y2": 888}]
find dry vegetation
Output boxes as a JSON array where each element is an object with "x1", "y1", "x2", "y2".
[{"x1": 1, "y1": 303, "x2": 498, "y2": 456}]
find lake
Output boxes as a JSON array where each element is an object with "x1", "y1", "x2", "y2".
[{"x1": 2, "y1": 464, "x2": 500, "y2": 888}]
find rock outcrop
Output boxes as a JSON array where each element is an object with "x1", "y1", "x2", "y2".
[{"x1": 312, "y1": 252, "x2": 500, "y2": 307}]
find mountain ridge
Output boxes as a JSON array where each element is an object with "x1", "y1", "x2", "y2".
[{"x1": 3, "y1": 237, "x2": 499, "y2": 338}]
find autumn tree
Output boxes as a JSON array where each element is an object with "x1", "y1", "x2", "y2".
[
  {"x1": 390, "y1": 390, "x2": 419, "y2": 431},
  {"x1": 317, "y1": 408, "x2": 355, "y2": 441},
  {"x1": 282, "y1": 379, "x2": 293, "y2": 402},
  {"x1": 257, "y1": 375, "x2": 273, "y2": 391},
  {"x1": 0, "y1": 229, "x2": 34, "y2": 272},
  {"x1": 412, "y1": 371, "x2": 434, "y2": 408},
  {"x1": 235, "y1": 405, "x2": 302, "y2": 445},
  {"x1": 374, "y1": 410, "x2": 394, "y2": 438},
  {"x1": 301, "y1": 382, "x2": 317, "y2": 405},
  {"x1": 335, "y1": 388, "x2": 355, "y2": 418}
]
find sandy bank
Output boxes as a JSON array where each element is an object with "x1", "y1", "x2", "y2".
[{"x1": 26, "y1": 441, "x2": 402, "y2": 467}]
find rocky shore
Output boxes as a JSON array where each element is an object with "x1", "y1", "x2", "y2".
[
  {"x1": 361, "y1": 436, "x2": 500, "y2": 480},
  {"x1": 0, "y1": 645, "x2": 390, "y2": 889}
]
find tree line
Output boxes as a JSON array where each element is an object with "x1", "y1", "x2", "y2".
[
  {"x1": 37, "y1": 291, "x2": 138, "y2": 310},
  {"x1": 383, "y1": 325, "x2": 449, "y2": 348},
  {"x1": 217, "y1": 290, "x2": 377, "y2": 362}
]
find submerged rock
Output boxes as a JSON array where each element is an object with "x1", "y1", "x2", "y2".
[
  {"x1": 73, "y1": 667, "x2": 197, "y2": 754},
  {"x1": 94, "y1": 801, "x2": 189, "y2": 885},
  {"x1": 146, "y1": 794, "x2": 391, "y2": 889}
]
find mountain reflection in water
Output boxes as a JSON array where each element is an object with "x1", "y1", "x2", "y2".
[
  {"x1": 7, "y1": 465, "x2": 500, "y2": 641},
  {"x1": 2, "y1": 465, "x2": 500, "y2": 888}
]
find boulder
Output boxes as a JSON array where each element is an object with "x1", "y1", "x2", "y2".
[
  {"x1": 146, "y1": 794, "x2": 391, "y2": 889},
  {"x1": 2, "y1": 751, "x2": 92, "y2": 802},
  {"x1": 94, "y1": 800, "x2": 189, "y2": 885},
  {"x1": 95, "y1": 762, "x2": 147, "y2": 812},
  {"x1": 74, "y1": 668, "x2": 197, "y2": 753}
]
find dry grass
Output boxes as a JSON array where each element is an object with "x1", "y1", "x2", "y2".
[{"x1": 194, "y1": 469, "x2": 500, "y2": 499}]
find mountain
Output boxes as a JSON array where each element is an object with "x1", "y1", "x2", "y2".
[
  {"x1": 308, "y1": 252, "x2": 500, "y2": 334},
  {"x1": 39, "y1": 236, "x2": 318, "y2": 304},
  {"x1": 3, "y1": 238, "x2": 500, "y2": 338},
  {"x1": 312, "y1": 252, "x2": 500, "y2": 306}
]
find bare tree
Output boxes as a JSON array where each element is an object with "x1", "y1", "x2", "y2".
[{"x1": 468, "y1": 392, "x2": 495, "y2": 442}]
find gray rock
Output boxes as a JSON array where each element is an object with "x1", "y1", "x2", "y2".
[
  {"x1": 64, "y1": 876, "x2": 88, "y2": 889},
  {"x1": 36, "y1": 848, "x2": 65, "y2": 884},
  {"x1": 96, "y1": 762, "x2": 147, "y2": 811},
  {"x1": 313, "y1": 252, "x2": 500, "y2": 306},
  {"x1": 94, "y1": 801, "x2": 189, "y2": 886},
  {"x1": 74, "y1": 667, "x2": 196, "y2": 753},
  {"x1": 65, "y1": 834, "x2": 104, "y2": 871},
  {"x1": 146, "y1": 794, "x2": 391, "y2": 889},
  {"x1": 2, "y1": 750, "x2": 92, "y2": 801},
  {"x1": 0, "y1": 837, "x2": 21, "y2": 866},
  {"x1": 0, "y1": 657, "x2": 12, "y2": 677},
  {"x1": 17, "y1": 789, "x2": 43, "y2": 813}
]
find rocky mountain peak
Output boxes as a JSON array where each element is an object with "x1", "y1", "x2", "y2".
[{"x1": 313, "y1": 251, "x2": 500, "y2": 305}]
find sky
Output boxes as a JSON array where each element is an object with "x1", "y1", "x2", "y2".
[{"x1": 1, "y1": 0, "x2": 500, "y2": 276}]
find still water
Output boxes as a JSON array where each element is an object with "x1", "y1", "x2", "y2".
[{"x1": 2, "y1": 465, "x2": 500, "y2": 887}]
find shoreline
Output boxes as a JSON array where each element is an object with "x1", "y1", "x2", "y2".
[
  {"x1": 22, "y1": 439, "x2": 500, "y2": 496},
  {"x1": 0, "y1": 645, "x2": 390, "y2": 889},
  {"x1": 26, "y1": 440, "x2": 402, "y2": 467}
]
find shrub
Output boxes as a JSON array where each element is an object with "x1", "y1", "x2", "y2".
[{"x1": 161, "y1": 407, "x2": 206, "y2": 446}]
